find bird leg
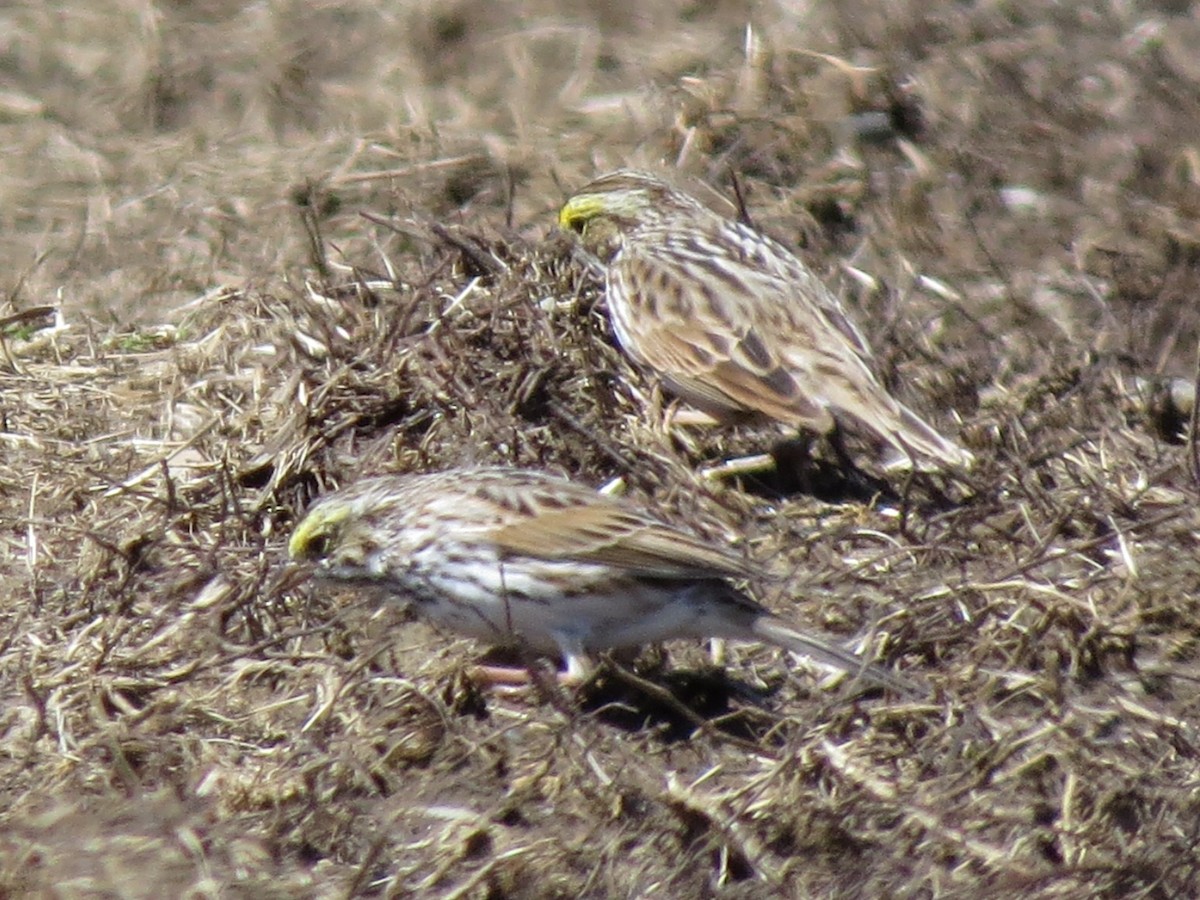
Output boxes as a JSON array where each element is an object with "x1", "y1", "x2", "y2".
[
  {"x1": 667, "y1": 408, "x2": 723, "y2": 428},
  {"x1": 698, "y1": 431, "x2": 814, "y2": 482},
  {"x1": 466, "y1": 638, "x2": 597, "y2": 691},
  {"x1": 698, "y1": 452, "x2": 778, "y2": 480}
]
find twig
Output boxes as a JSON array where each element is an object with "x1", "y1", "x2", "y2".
[
  {"x1": 1187, "y1": 338, "x2": 1200, "y2": 489},
  {"x1": 727, "y1": 168, "x2": 755, "y2": 228},
  {"x1": 427, "y1": 222, "x2": 507, "y2": 276}
]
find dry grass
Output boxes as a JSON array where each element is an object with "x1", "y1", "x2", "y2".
[{"x1": 2, "y1": 1, "x2": 1200, "y2": 897}]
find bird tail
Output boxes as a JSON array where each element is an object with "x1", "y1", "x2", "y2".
[
  {"x1": 749, "y1": 616, "x2": 924, "y2": 697},
  {"x1": 876, "y1": 400, "x2": 974, "y2": 473}
]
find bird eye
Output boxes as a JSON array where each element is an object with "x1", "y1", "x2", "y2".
[
  {"x1": 305, "y1": 532, "x2": 331, "y2": 559},
  {"x1": 567, "y1": 216, "x2": 586, "y2": 235}
]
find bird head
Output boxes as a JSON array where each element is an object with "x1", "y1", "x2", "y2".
[
  {"x1": 289, "y1": 495, "x2": 385, "y2": 584},
  {"x1": 559, "y1": 170, "x2": 699, "y2": 262}
]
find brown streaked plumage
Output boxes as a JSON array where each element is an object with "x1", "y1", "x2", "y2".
[
  {"x1": 289, "y1": 467, "x2": 917, "y2": 694},
  {"x1": 558, "y1": 169, "x2": 973, "y2": 471}
]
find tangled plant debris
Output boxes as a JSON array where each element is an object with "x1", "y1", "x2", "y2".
[{"x1": 1, "y1": 1, "x2": 1200, "y2": 896}]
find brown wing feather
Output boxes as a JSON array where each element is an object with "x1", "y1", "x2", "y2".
[
  {"x1": 726, "y1": 220, "x2": 875, "y2": 361},
  {"x1": 666, "y1": 356, "x2": 835, "y2": 430},
  {"x1": 626, "y1": 316, "x2": 831, "y2": 427},
  {"x1": 489, "y1": 497, "x2": 754, "y2": 580},
  {"x1": 613, "y1": 247, "x2": 853, "y2": 430},
  {"x1": 610, "y1": 223, "x2": 973, "y2": 469}
]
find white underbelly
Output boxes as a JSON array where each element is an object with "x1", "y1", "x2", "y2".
[{"x1": 398, "y1": 555, "x2": 717, "y2": 657}]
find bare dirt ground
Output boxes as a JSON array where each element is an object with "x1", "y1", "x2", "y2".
[{"x1": 3, "y1": 1, "x2": 1200, "y2": 896}]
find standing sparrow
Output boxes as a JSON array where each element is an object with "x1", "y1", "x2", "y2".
[
  {"x1": 558, "y1": 170, "x2": 973, "y2": 472},
  {"x1": 289, "y1": 467, "x2": 916, "y2": 694}
]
